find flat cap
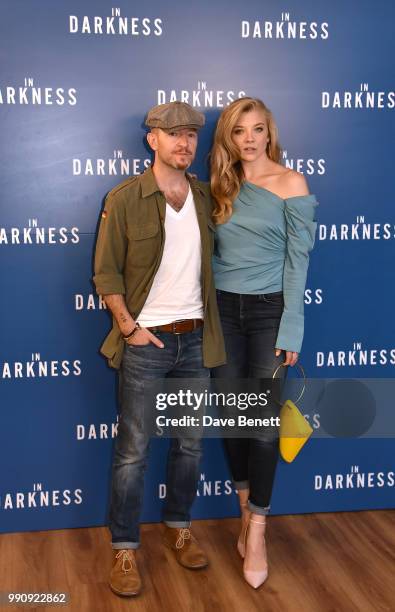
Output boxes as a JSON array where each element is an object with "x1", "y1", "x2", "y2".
[{"x1": 145, "y1": 101, "x2": 205, "y2": 130}]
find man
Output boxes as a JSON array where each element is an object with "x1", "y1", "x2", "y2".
[{"x1": 93, "y1": 101, "x2": 226, "y2": 597}]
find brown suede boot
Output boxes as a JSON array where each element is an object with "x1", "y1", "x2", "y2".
[
  {"x1": 163, "y1": 526, "x2": 208, "y2": 569},
  {"x1": 109, "y1": 549, "x2": 142, "y2": 597}
]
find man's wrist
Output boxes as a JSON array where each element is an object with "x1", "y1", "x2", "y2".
[
  {"x1": 122, "y1": 322, "x2": 141, "y2": 341},
  {"x1": 119, "y1": 318, "x2": 135, "y2": 337}
]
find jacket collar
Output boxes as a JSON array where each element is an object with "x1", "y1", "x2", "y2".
[{"x1": 140, "y1": 165, "x2": 206, "y2": 198}]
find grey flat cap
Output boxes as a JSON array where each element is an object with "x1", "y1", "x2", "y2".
[{"x1": 145, "y1": 101, "x2": 205, "y2": 130}]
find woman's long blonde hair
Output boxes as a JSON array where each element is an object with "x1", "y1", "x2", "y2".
[{"x1": 210, "y1": 97, "x2": 281, "y2": 224}]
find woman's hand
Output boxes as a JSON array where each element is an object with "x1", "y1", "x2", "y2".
[{"x1": 275, "y1": 348, "x2": 298, "y2": 367}]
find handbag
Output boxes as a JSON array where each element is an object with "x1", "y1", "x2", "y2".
[{"x1": 272, "y1": 362, "x2": 313, "y2": 463}]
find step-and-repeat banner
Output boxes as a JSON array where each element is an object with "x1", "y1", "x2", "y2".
[{"x1": 1, "y1": 1, "x2": 394, "y2": 533}]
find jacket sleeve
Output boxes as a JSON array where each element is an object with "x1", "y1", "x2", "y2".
[
  {"x1": 93, "y1": 192, "x2": 127, "y2": 295},
  {"x1": 275, "y1": 195, "x2": 318, "y2": 353}
]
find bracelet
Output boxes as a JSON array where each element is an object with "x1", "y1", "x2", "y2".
[{"x1": 123, "y1": 322, "x2": 141, "y2": 341}]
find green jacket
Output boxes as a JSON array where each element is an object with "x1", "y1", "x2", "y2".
[{"x1": 93, "y1": 166, "x2": 226, "y2": 369}]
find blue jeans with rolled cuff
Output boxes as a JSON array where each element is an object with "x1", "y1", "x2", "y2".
[
  {"x1": 109, "y1": 326, "x2": 209, "y2": 550},
  {"x1": 212, "y1": 289, "x2": 287, "y2": 516}
]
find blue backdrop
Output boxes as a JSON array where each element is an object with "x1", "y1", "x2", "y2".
[{"x1": 1, "y1": 0, "x2": 394, "y2": 533}]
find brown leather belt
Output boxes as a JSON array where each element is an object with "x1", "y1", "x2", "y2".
[{"x1": 147, "y1": 319, "x2": 203, "y2": 335}]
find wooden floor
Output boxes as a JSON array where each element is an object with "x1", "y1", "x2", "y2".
[{"x1": 0, "y1": 511, "x2": 394, "y2": 612}]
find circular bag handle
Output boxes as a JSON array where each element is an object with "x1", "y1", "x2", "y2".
[{"x1": 272, "y1": 362, "x2": 306, "y2": 406}]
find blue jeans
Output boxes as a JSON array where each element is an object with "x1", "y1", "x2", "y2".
[
  {"x1": 212, "y1": 290, "x2": 287, "y2": 516},
  {"x1": 109, "y1": 326, "x2": 209, "y2": 550}
]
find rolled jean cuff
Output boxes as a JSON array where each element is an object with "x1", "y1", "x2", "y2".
[
  {"x1": 247, "y1": 501, "x2": 271, "y2": 516},
  {"x1": 112, "y1": 541, "x2": 139, "y2": 550},
  {"x1": 233, "y1": 480, "x2": 249, "y2": 491},
  {"x1": 163, "y1": 520, "x2": 191, "y2": 529}
]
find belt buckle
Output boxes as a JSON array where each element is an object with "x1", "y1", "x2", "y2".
[
  {"x1": 172, "y1": 320, "x2": 182, "y2": 335},
  {"x1": 172, "y1": 319, "x2": 189, "y2": 335}
]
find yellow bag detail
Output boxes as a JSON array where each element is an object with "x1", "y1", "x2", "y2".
[
  {"x1": 279, "y1": 399, "x2": 313, "y2": 463},
  {"x1": 272, "y1": 363, "x2": 313, "y2": 463}
]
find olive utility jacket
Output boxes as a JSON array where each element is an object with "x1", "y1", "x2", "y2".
[{"x1": 93, "y1": 166, "x2": 226, "y2": 369}]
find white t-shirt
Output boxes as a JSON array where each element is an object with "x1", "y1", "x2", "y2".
[{"x1": 137, "y1": 186, "x2": 204, "y2": 327}]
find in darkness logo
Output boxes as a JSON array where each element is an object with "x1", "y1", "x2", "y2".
[
  {"x1": 69, "y1": 8, "x2": 163, "y2": 36},
  {"x1": 157, "y1": 81, "x2": 246, "y2": 108},
  {"x1": 316, "y1": 342, "x2": 395, "y2": 368},
  {"x1": 1, "y1": 353, "x2": 82, "y2": 379},
  {"x1": 72, "y1": 150, "x2": 150, "y2": 176},
  {"x1": 322, "y1": 83, "x2": 395, "y2": 109},
  {"x1": 319, "y1": 216, "x2": 395, "y2": 241},
  {"x1": 0, "y1": 219, "x2": 80, "y2": 246},
  {"x1": 241, "y1": 12, "x2": 329, "y2": 40},
  {"x1": 0, "y1": 78, "x2": 77, "y2": 106}
]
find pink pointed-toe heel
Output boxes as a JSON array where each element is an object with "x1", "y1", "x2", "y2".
[{"x1": 243, "y1": 517, "x2": 268, "y2": 589}]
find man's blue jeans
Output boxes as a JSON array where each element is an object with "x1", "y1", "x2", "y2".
[{"x1": 109, "y1": 326, "x2": 209, "y2": 550}]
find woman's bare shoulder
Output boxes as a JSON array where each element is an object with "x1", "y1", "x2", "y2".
[{"x1": 279, "y1": 169, "x2": 310, "y2": 198}]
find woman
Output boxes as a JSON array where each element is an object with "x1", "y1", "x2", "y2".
[{"x1": 210, "y1": 97, "x2": 318, "y2": 588}]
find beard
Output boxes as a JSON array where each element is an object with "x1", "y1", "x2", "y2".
[
  {"x1": 171, "y1": 150, "x2": 193, "y2": 170},
  {"x1": 158, "y1": 149, "x2": 194, "y2": 171},
  {"x1": 172, "y1": 158, "x2": 191, "y2": 170}
]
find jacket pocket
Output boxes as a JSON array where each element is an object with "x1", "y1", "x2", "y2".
[
  {"x1": 128, "y1": 222, "x2": 159, "y2": 240},
  {"x1": 127, "y1": 222, "x2": 160, "y2": 268}
]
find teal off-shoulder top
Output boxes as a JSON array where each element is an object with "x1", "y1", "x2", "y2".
[{"x1": 212, "y1": 181, "x2": 318, "y2": 353}]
